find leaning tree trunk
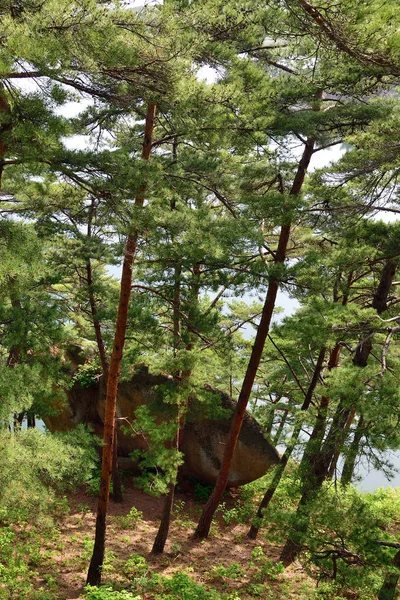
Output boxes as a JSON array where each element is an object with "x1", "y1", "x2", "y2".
[
  {"x1": 86, "y1": 102, "x2": 156, "y2": 586},
  {"x1": 378, "y1": 549, "x2": 400, "y2": 600},
  {"x1": 0, "y1": 87, "x2": 11, "y2": 188},
  {"x1": 152, "y1": 252, "x2": 198, "y2": 553},
  {"x1": 340, "y1": 415, "x2": 365, "y2": 486},
  {"x1": 279, "y1": 343, "x2": 342, "y2": 567},
  {"x1": 247, "y1": 347, "x2": 326, "y2": 540},
  {"x1": 326, "y1": 406, "x2": 356, "y2": 480},
  {"x1": 194, "y1": 138, "x2": 316, "y2": 540},
  {"x1": 280, "y1": 258, "x2": 398, "y2": 567},
  {"x1": 151, "y1": 419, "x2": 183, "y2": 554},
  {"x1": 86, "y1": 209, "x2": 123, "y2": 504},
  {"x1": 279, "y1": 393, "x2": 355, "y2": 567},
  {"x1": 323, "y1": 259, "x2": 397, "y2": 480},
  {"x1": 271, "y1": 409, "x2": 289, "y2": 446}
]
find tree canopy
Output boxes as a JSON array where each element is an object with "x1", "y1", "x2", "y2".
[{"x1": 1, "y1": 2, "x2": 400, "y2": 599}]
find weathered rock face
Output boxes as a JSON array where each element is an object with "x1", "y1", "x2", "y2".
[{"x1": 44, "y1": 367, "x2": 280, "y2": 486}]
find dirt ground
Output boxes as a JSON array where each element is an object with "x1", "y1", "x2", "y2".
[{"x1": 39, "y1": 479, "x2": 313, "y2": 600}]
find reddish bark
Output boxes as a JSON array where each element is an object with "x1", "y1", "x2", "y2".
[
  {"x1": 247, "y1": 346, "x2": 326, "y2": 540},
  {"x1": 87, "y1": 103, "x2": 156, "y2": 586},
  {"x1": 194, "y1": 139, "x2": 315, "y2": 539},
  {"x1": 86, "y1": 199, "x2": 123, "y2": 503},
  {"x1": 280, "y1": 258, "x2": 399, "y2": 566}
]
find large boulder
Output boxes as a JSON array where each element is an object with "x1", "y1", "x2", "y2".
[{"x1": 44, "y1": 366, "x2": 280, "y2": 486}]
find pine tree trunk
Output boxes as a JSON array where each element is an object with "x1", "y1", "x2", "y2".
[
  {"x1": 264, "y1": 406, "x2": 276, "y2": 439},
  {"x1": 279, "y1": 399, "x2": 352, "y2": 566},
  {"x1": 86, "y1": 102, "x2": 156, "y2": 586},
  {"x1": 248, "y1": 347, "x2": 326, "y2": 540},
  {"x1": 327, "y1": 259, "x2": 399, "y2": 479},
  {"x1": 372, "y1": 259, "x2": 397, "y2": 314},
  {"x1": 152, "y1": 482, "x2": 176, "y2": 554},
  {"x1": 152, "y1": 417, "x2": 183, "y2": 555},
  {"x1": 194, "y1": 139, "x2": 315, "y2": 540},
  {"x1": 0, "y1": 88, "x2": 11, "y2": 188},
  {"x1": 280, "y1": 482, "x2": 317, "y2": 567},
  {"x1": 152, "y1": 248, "x2": 191, "y2": 554},
  {"x1": 280, "y1": 257, "x2": 398, "y2": 566},
  {"x1": 272, "y1": 409, "x2": 288, "y2": 446},
  {"x1": 86, "y1": 253, "x2": 123, "y2": 503},
  {"x1": 279, "y1": 344, "x2": 341, "y2": 566},
  {"x1": 326, "y1": 406, "x2": 356, "y2": 479},
  {"x1": 247, "y1": 427, "x2": 298, "y2": 540},
  {"x1": 111, "y1": 430, "x2": 123, "y2": 503},
  {"x1": 27, "y1": 412, "x2": 36, "y2": 428},
  {"x1": 341, "y1": 415, "x2": 364, "y2": 486},
  {"x1": 378, "y1": 549, "x2": 400, "y2": 600}
]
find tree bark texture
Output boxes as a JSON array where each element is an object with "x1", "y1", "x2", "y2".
[
  {"x1": 152, "y1": 412, "x2": 185, "y2": 555},
  {"x1": 279, "y1": 343, "x2": 341, "y2": 566},
  {"x1": 86, "y1": 102, "x2": 156, "y2": 586},
  {"x1": 0, "y1": 88, "x2": 11, "y2": 189},
  {"x1": 248, "y1": 346, "x2": 326, "y2": 540},
  {"x1": 326, "y1": 406, "x2": 356, "y2": 480},
  {"x1": 372, "y1": 260, "x2": 397, "y2": 314},
  {"x1": 86, "y1": 249, "x2": 123, "y2": 503},
  {"x1": 194, "y1": 139, "x2": 315, "y2": 540},
  {"x1": 341, "y1": 415, "x2": 365, "y2": 486},
  {"x1": 280, "y1": 256, "x2": 399, "y2": 566},
  {"x1": 152, "y1": 482, "x2": 176, "y2": 554},
  {"x1": 378, "y1": 549, "x2": 400, "y2": 600}
]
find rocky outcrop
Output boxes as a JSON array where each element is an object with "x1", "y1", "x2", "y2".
[{"x1": 44, "y1": 367, "x2": 280, "y2": 486}]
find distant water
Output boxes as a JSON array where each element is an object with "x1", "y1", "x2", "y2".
[{"x1": 355, "y1": 453, "x2": 400, "y2": 492}]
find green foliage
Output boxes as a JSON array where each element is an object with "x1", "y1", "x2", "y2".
[
  {"x1": 122, "y1": 553, "x2": 149, "y2": 579},
  {"x1": 301, "y1": 486, "x2": 400, "y2": 596},
  {"x1": 86, "y1": 466, "x2": 110, "y2": 497},
  {"x1": 112, "y1": 507, "x2": 143, "y2": 530},
  {"x1": 249, "y1": 547, "x2": 284, "y2": 581},
  {"x1": 156, "y1": 572, "x2": 221, "y2": 600},
  {"x1": 0, "y1": 522, "x2": 59, "y2": 600},
  {"x1": 127, "y1": 400, "x2": 183, "y2": 496},
  {"x1": 193, "y1": 481, "x2": 214, "y2": 503},
  {"x1": 0, "y1": 220, "x2": 69, "y2": 423},
  {"x1": 1, "y1": 2, "x2": 400, "y2": 598},
  {"x1": 209, "y1": 563, "x2": 243, "y2": 581},
  {"x1": 85, "y1": 587, "x2": 141, "y2": 600},
  {"x1": 0, "y1": 426, "x2": 98, "y2": 524},
  {"x1": 73, "y1": 361, "x2": 101, "y2": 388},
  {"x1": 89, "y1": 571, "x2": 241, "y2": 600}
]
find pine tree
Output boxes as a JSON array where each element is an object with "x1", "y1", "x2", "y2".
[{"x1": 87, "y1": 102, "x2": 156, "y2": 586}]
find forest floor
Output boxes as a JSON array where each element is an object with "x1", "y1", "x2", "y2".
[{"x1": 30, "y1": 478, "x2": 315, "y2": 600}]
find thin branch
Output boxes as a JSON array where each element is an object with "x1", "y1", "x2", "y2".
[{"x1": 268, "y1": 334, "x2": 307, "y2": 397}]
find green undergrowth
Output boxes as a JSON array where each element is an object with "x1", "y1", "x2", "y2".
[
  {"x1": 84, "y1": 554, "x2": 288, "y2": 600},
  {"x1": 0, "y1": 426, "x2": 99, "y2": 524},
  {"x1": 0, "y1": 426, "x2": 98, "y2": 599},
  {"x1": 0, "y1": 520, "x2": 64, "y2": 600},
  {"x1": 0, "y1": 459, "x2": 399, "y2": 600}
]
